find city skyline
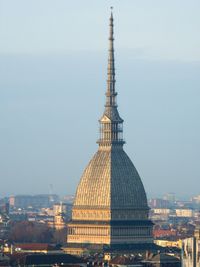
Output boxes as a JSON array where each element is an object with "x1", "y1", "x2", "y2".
[{"x1": 1, "y1": 1, "x2": 200, "y2": 198}]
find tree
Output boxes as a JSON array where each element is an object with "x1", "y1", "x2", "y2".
[
  {"x1": 53, "y1": 228, "x2": 67, "y2": 245},
  {"x1": 9, "y1": 221, "x2": 53, "y2": 243}
]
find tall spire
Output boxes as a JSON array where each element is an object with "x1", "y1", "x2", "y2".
[
  {"x1": 97, "y1": 10, "x2": 125, "y2": 147},
  {"x1": 106, "y1": 8, "x2": 117, "y2": 108}
]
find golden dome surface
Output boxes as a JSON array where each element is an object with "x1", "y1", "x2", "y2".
[{"x1": 74, "y1": 147, "x2": 148, "y2": 210}]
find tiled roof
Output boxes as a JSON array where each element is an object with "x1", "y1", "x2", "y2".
[{"x1": 153, "y1": 229, "x2": 177, "y2": 238}]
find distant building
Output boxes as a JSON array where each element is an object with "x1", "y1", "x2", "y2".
[
  {"x1": 0, "y1": 202, "x2": 9, "y2": 215},
  {"x1": 14, "y1": 253, "x2": 85, "y2": 267},
  {"x1": 0, "y1": 215, "x2": 10, "y2": 239},
  {"x1": 13, "y1": 243, "x2": 58, "y2": 254},
  {"x1": 153, "y1": 229, "x2": 177, "y2": 239},
  {"x1": 163, "y1": 193, "x2": 176, "y2": 203},
  {"x1": 154, "y1": 239, "x2": 182, "y2": 249},
  {"x1": 62, "y1": 195, "x2": 75, "y2": 204},
  {"x1": 109, "y1": 255, "x2": 143, "y2": 267},
  {"x1": 152, "y1": 209, "x2": 171, "y2": 215},
  {"x1": 48, "y1": 203, "x2": 67, "y2": 230},
  {"x1": 182, "y1": 237, "x2": 198, "y2": 267},
  {"x1": 191, "y1": 195, "x2": 200, "y2": 204},
  {"x1": 144, "y1": 253, "x2": 181, "y2": 267},
  {"x1": 175, "y1": 209, "x2": 193, "y2": 218},
  {"x1": 149, "y1": 199, "x2": 171, "y2": 209},
  {"x1": 9, "y1": 194, "x2": 59, "y2": 209},
  {"x1": 0, "y1": 253, "x2": 9, "y2": 266},
  {"x1": 53, "y1": 203, "x2": 67, "y2": 216},
  {"x1": 0, "y1": 203, "x2": 10, "y2": 239},
  {"x1": 182, "y1": 226, "x2": 200, "y2": 267}
]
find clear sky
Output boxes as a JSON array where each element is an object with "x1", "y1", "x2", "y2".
[{"x1": 0, "y1": 0, "x2": 200, "y2": 199}]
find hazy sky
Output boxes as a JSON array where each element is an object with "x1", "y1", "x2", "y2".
[{"x1": 0, "y1": 0, "x2": 200, "y2": 199}]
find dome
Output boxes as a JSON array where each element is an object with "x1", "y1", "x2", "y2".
[{"x1": 74, "y1": 147, "x2": 148, "y2": 210}]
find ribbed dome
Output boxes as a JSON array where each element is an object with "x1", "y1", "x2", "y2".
[{"x1": 74, "y1": 147, "x2": 148, "y2": 210}]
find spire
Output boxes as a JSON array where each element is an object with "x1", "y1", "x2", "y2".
[
  {"x1": 97, "y1": 9, "x2": 125, "y2": 147},
  {"x1": 106, "y1": 8, "x2": 117, "y2": 108}
]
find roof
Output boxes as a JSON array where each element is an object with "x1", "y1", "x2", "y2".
[
  {"x1": 153, "y1": 229, "x2": 177, "y2": 238},
  {"x1": 73, "y1": 147, "x2": 148, "y2": 210},
  {"x1": 149, "y1": 253, "x2": 180, "y2": 263},
  {"x1": 104, "y1": 243, "x2": 161, "y2": 252},
  {"x1": 14, "y1": 243, "x2": 55, "y2": 251},
  {"x1": 110, "y1": 255, "x2": 138, "y2": 265},
  {"x1": 19, "y1": 254, "x2": 85, "y2": 265}
]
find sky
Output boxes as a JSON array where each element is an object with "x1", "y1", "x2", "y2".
[{"x1": 0, "y1": 0, "x2": 200, "y2": 199}]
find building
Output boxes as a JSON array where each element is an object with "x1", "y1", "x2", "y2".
[
  {"x1": 53, "y1": 204, "x2": 67, "y2": 230},
  {"x1": 163, "y1": 193, "x2": 176, "y2": 203},
  {"x1": 144, "y1": 254, "x2": 181, "y2": 267},
  {"x1": 13, "y1": 243, "x2": 58, "y2": 254},
  {"x1": 149, "y1": 199, "x2": 171, "y2": 209},
  {"x1": 182, "y1": 226, "x2": 200, "y2": 267},
  {"x1": 0, "y1": 203, "x2": 10, "y2": 239},
  {"x1": 9, "y1": 254, "x2": 86, "y2": 267},
  {"x1": 66, "y1": 11, "x2": 153, "y2": 255},
  {"x1": 0, "y1": 202, "x2": 9, "y2": 215},
  {"x1": 53, "y1": 203, "x2": 67, "y2": 216},
  {"x1": 154, "y1": 239, "x2": 182, "y2": 249},
  {"x1": 0, "y1": 253, "x2": 9, "y2": 266},
  {"x1": 109, "y1": 255, "x2": 143, "y2": 267},
  {"x1": 48, "y1": 203, "x2": 67, "y2": 230},
  {"x1": 191, "y1": 195, "x2": 200, "y2": 204},
  {"x1": 152, "y1": 209, "x2": 171, "y2": 215},
  {"x1": 175, "y1": 209, "x2": 193, "y2": 218},
  {"x1": 153, "y1": 229, "x2": 177, "y2": 239},
  {"x1": 182, "y1": 237, "x2": 198, "y2": 267},
  {"x1": 9, "y1": 194, "x2": 59, "y2": 209}
]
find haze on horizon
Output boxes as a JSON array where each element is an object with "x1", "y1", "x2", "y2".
[{"x1": 0, "y1": 0, "x2": 200, "y2": 199}]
